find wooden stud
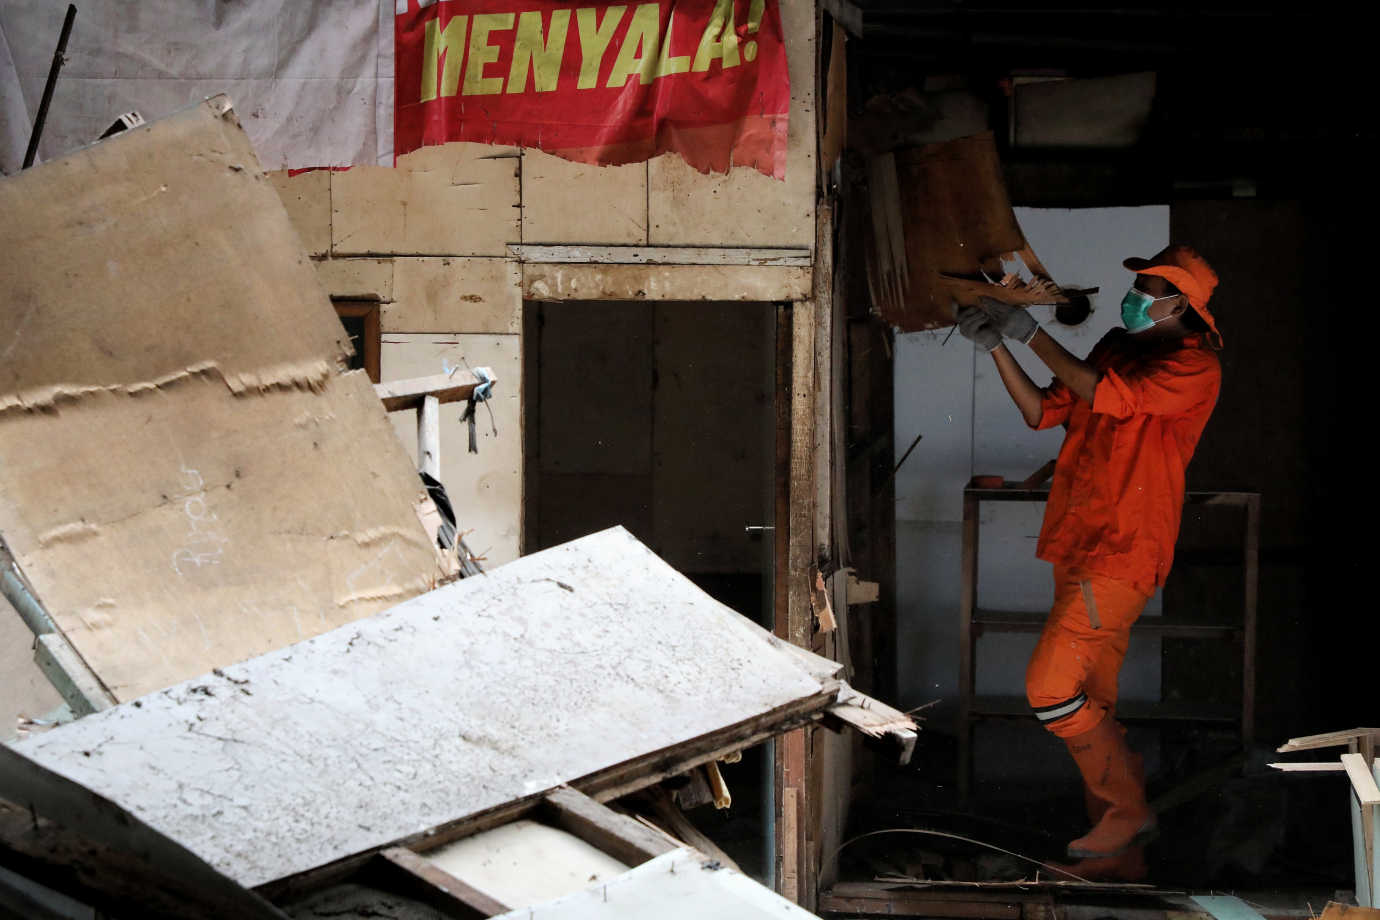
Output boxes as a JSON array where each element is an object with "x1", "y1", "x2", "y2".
[
  {"x1": 540, "y1": 786, "x2": 677, "y2": 867},
  {"x1": 371, "y1": 847, "x2": 509, "y2": 919}
]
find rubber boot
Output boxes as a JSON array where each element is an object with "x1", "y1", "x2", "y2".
[
  {"x1": 1045, "y1": 847, "x2": 1147, "y2": 882},
  {"x1": 1062, "y1": 717, "x2": 1156, "y2": 858},
  {"x1": 1084, "y1": 752, "x2": 1142, "y2": 826}
]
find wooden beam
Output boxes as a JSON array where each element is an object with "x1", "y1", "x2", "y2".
[
  {"x1": 374, "y1": 372, "x2": 481, "y2": 412},
  {"x1": 1344, "y1": 754, "x2": 1380, "y2": 806},
  {"x1": 508, "y1": 245, "x2": 812, "y2": 266},
  {"x1": 370, "y1": 847, "x2": 509, "y2": 920},
  {"x1": 521, "y1": 262, "x2": 812, "y2": 302},
  {"x1": 1278, "y1": 728, "x2": 1380, "y2": 753},
  {"x1": 541, "y1": 787, "x2": 677, "y2": 868}
]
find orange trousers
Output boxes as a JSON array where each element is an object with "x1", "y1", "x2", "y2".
[{"x1": 1025, "y1": 565, "x2": 1151, "y2": 738}]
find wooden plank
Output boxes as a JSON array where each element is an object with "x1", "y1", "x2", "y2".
[
  {"x1": 374, "y1": 372, "x2": 482, "y2": 412},
  {"x1": 819, "y1": 888, "x2": 1023, "y2": 918},
  {"x1": 1268, "y1": 762, "x2": 1346, "y2": 771},
  {"x1": 541, "y1": 787, "x2": 677, "y2": 868},
  {"x1": 372, "y1": 847, "x2": 509, "y2": 919},
  {"x1": 519, "y1": 151, "x2": 647, "y2": 246},
  {"x1": 1345, "y1": 754, "x2": 1380, "y2": 805},
  {"x1": 1279, "y1": 729, "x2": 1380, "y2": 753},
  {"x1": 814, "y1": 203, "x2": 836, "y2": 566},
  {"x1": 509, "y1": 245, "x2": 812, "y2": 266},
  {"x1": 521, "y1": 262, "x2": 812, "y2": 302}
]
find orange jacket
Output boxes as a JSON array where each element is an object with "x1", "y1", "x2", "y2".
[{"x1": 1032, "y1": 330, "x2": 1221, "y2": 596}]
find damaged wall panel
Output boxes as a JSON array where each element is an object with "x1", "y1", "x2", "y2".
[
  {"x1": 0, "y1": 97, "x2": 448, "y2": 701},
  {"x1": 331, "y1": 144, "x2": 520, "y2": 257},
  {"x1": 2, "y1": 528, "x2": 842, "y2": 890},
  {"x1": 866, "y1": 132, "x2": 1065, "y2": 332}
]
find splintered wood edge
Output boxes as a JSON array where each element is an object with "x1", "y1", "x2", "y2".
[{"x1": 254, "y1": 685, "x2": 837, "y2": 903}]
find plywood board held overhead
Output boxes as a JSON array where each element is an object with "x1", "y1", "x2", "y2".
[
  {"x1": 3, "y1": 528, "x2": 839, "y2": 889},
  {"x1": 0, "y1": 96, "x2": 448, "y2": 701}
]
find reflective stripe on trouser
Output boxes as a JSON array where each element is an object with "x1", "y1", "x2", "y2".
[{"x1": 1025, "y1": 564, "x2": 1150, "y2": 738}]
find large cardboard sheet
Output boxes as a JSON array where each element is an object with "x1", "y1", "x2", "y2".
[
  {"x1": 0, "y1": 97, "x2": 447, "y2": 699},
  {"x1": 1, "y1": 528, "x2": 833, "y2": 889}
]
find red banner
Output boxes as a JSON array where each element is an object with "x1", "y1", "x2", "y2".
[{"x1": 394, "y1": 0, "x2": 789, "y2": 178}]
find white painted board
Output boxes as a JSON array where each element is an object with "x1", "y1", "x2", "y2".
[
  {"x1": 2, "y1": 528, "x2": 829, "y2": 889},
  {"x1": 496, "y1": 847, "x2": 817, "y2": 920},
  {"x1": 427, "y1": 820, "x2": 629, "y2": 909}
]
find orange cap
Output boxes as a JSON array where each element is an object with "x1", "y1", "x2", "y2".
[{"x1": 1123, "y1": 245, "x2": 1221, "y2": 347}]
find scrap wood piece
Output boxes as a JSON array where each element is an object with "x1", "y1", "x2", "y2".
[
  {"x1": 824, "y1": 681, "x2": 918, "y2": 765},
  {"x1": 375, "y1": 371, "x2": 484, "y2": 412},
  {"x1": 864, "y1": 133, "x2": 1071, "y2": 333},
  {"x1": 0, "y1": 96, "x2": 447, "y2": 702},
  {"x1": 619, "y1": 788, "x2": 740, "y2": 872},
  {"x1": 1, "y1": 528, "x2": 848, "y2": 891},
  {"x1": 1269, "y1": 761, "x2": 1347, "y2": 772},
  {"x1": 1343, "y1": 753, "x2": 1380, "y2": 805},
  {"x1": 1278, "y1": 728, "x2": 1380, "y2": 753}
]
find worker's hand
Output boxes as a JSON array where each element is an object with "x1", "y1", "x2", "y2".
[
  {"x1": 956, "y1": 306, "x2": 1003, "y2": 352},
  {"x1": 981, "y1": 296, "x2": 1040, "y2": 345}
]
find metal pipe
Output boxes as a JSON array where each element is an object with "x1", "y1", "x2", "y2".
[{"x1": 22, "y1": 4, "x2": 77, "y2": 170}]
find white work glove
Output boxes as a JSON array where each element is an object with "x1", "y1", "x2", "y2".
[
  {"x1": 980, "y1": 296, "x2": 1040, "y2": 345},
  {"x1": 955, "y1": 306, "x2": 1003, "y2": 352}
]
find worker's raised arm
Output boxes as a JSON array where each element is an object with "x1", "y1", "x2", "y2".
[
  {"x1": 1025, "y1": 328, "x2": 1100, "y2": 403},
  {"x1": 991, "y1": 345, "x2": 1044, "y2": 427}
]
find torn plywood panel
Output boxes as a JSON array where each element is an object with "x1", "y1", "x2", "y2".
[
  {"x1": 865, "y1": 132, "x2": 1069, "y2": 332},
  {"x1": 520, "y1": 151, "x2": 648, "y2": 246},
  {"x1": 2, "y1": 528, "x2": 845, "y2": 889},
  {"x1": 0, "y1": 97, "x2": 448, "y2": 701},
  {"x1": 332, "y1": 144, "x2": 520, "y2": 257}
]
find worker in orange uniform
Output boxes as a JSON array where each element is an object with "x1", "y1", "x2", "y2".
[{"x1": 955, "y1": 246, "x2": 1222, "y2": 880}]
